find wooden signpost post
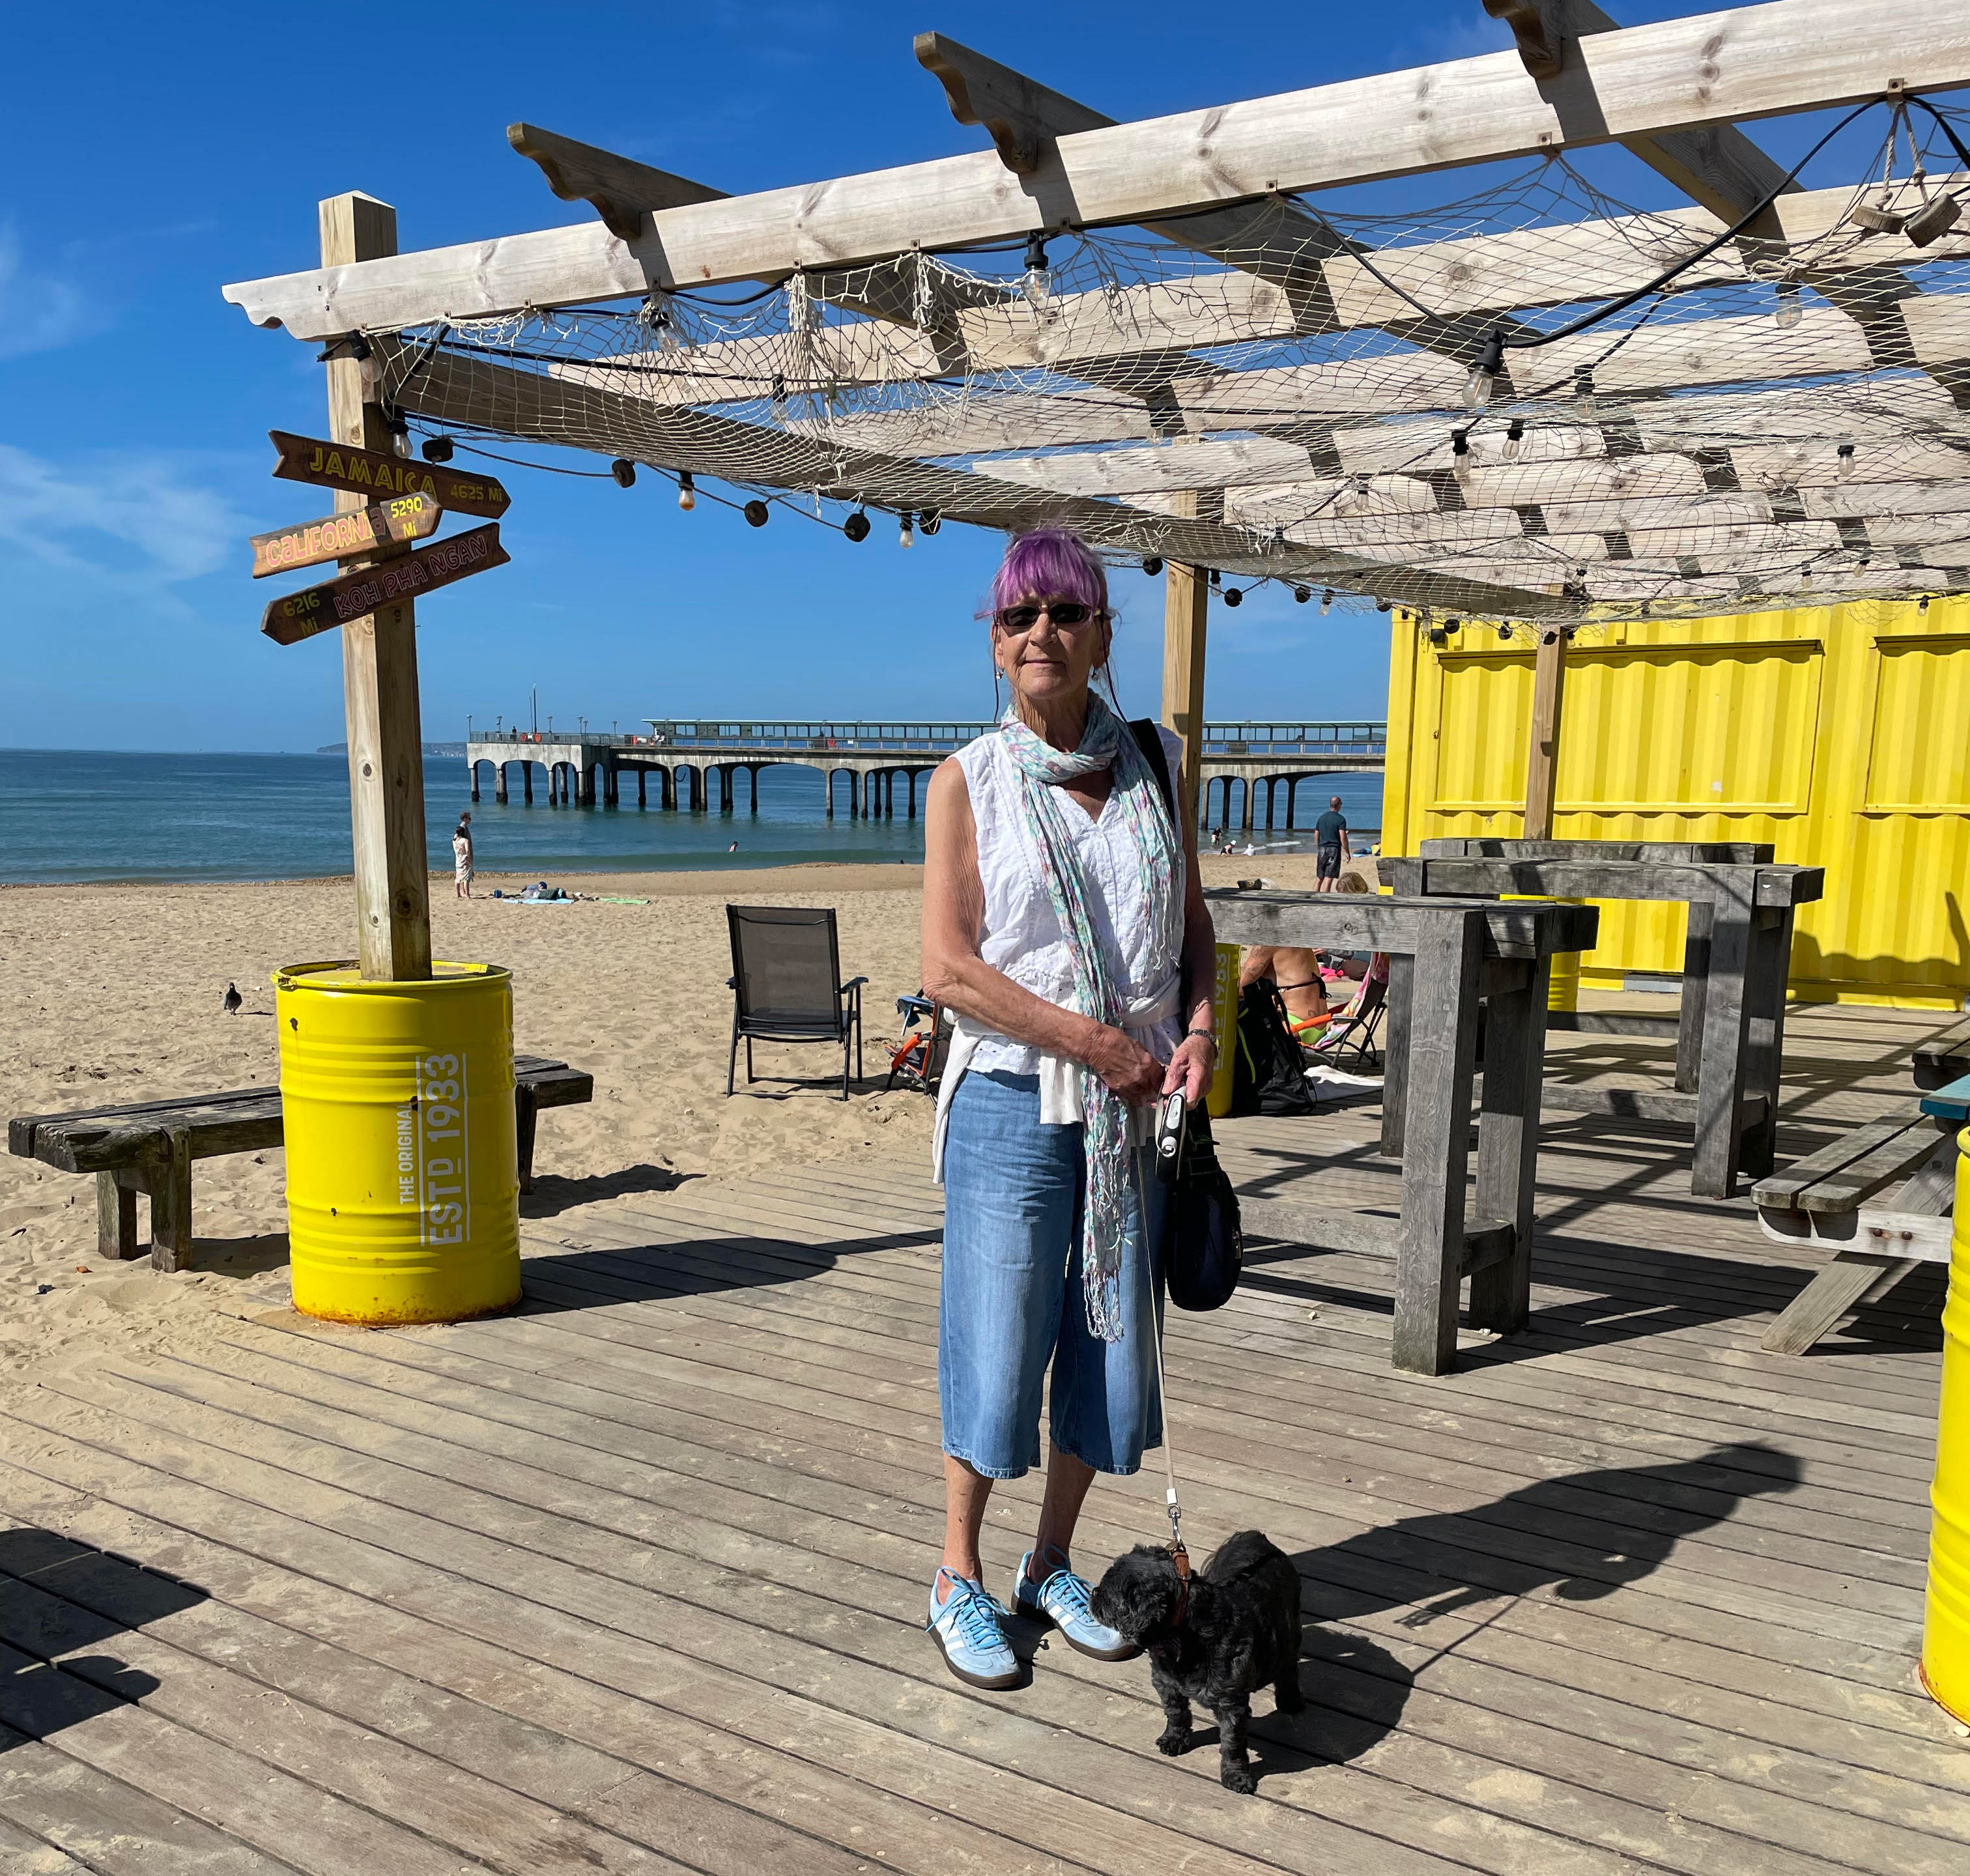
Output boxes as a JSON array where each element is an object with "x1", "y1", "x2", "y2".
[
  {"x1": 261, "y1": 522, "x2": 509, "y2": 644},
  {"x1": 244, "y1": 195, "x2": 517, "y2": 982},
  {"x1": 250, "y1": 490, "x2": 443, "y2": 578}
]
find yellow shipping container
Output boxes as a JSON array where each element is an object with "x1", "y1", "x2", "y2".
[{"x1": 1381, "y1": 597, "x2": 1970, "y2": 1009}]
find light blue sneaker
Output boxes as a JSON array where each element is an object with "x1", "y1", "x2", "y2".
[
  {"x1": 926, "y1": 1570, "x2": 1020, "y2": 1689},
  {"x1": 1013, "y1": 1547, "x2": 1141, "y2": 1662}
]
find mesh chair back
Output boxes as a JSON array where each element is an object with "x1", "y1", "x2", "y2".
[{"x1": 728, "y1": 905, "x2": 844, "y2": 1037}]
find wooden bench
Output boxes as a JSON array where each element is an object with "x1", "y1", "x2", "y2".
[
  {"x1": 1915, "y1": 1012, "x2": 1970, "y2": 1091},
  {"x1": 8, "y1": 1056, "x2": 593, "y2": 1273},
  {"x1": 1752, "y1": 1069, "x2": 1965, "y2": 1354}
]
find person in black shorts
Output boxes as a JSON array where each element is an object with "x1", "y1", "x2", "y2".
[{"x1": 1313, "y1": 795, "x2": 1349, "y2": 890}]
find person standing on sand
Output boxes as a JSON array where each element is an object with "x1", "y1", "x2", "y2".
[
  {"x1": 1313, "y1": 795, "x2": 1350, "y2": 892},
  {"x1": 917, "y1": 527, "x2": 1219, "y2": 1690},
  {"x1": 452, "y1": 814, "x2": 474, "y2": 899}
]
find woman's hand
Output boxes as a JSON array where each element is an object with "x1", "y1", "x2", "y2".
[
  {"x1": 1083, "y1": 1024, "x2": 1165, "y2": 1105},
  {"x1": 1162, "y1": 1032, "x2": 1217, "y2": 1107}
]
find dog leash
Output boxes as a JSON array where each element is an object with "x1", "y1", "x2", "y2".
[{"x1": 1134, "y1": 1149, "x2": 1193, "y2": 1608}]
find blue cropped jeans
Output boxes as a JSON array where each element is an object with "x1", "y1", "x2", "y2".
[{"x1": 937, "y1": 1069, "x2": 1165, "y2": 1481}]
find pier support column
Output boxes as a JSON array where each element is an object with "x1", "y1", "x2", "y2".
[
  {"x1": 1285, "y1": 777, "x2": 1296, "y2": 829},
  {"x1": 719, "y1": 767, "x2": 734, "y2": 813},
  {"x1": 1264, "y1": 778, "x2": 1276, "y2": 831},
  {"x1": 468, "y1": 760, "x2": 480, "y2": 803},
  {"x1": 523, "y1": 762, "x2": 534, "y2": 803},
  {"x1": 907, "y1": 771, "x2": 918, "y2": 819},
  {"x1": 636, "y1": 768, "x2": 646, "y2": 808},
  {"x1": 825, "y1": 771, "x2": 835, "y2": 819},
  {"x1": 1240, "y1": 778, "x2": 1255, "y2": 832},
  {"x1": 748, "y1": 766, "x2": 758, "y2": 812},
  {"x1": 662, "y1": 766, "x2": 675, "y2": 810},
  {"x1": 494, "y1": 762, "x2": 509, "y2": 805}
]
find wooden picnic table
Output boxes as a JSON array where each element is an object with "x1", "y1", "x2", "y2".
[
  {"x1": 1206, "y1": 888, "x2": 1597, "y2": 1376},
  {"x1": 8, "y1": 1056, "x2": 592, "y2": 1273},
  {"x1": 1391, "y1": 843, "x2": 1825, "y2": 1198}
]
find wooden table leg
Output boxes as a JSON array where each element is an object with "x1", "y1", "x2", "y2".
[
  {"x1": 1675, "y1": 900, "x2": 1712, "y2": 1093},
  {"x1": 1761, "y1": 1251, "x2": 1917, "y2": 1355},
  {"x1": 1393, "y1": 911, "x2": 1483, "y2": 1375},
  {"x1": 148, "y1": 1131, "x2": 194, "y2": 1273},
  {"x1": 515, "y1": 1085, "x2": 539, "y2": 1197},
  {"x1": 1738, "y1": 905, "x2": 1793, "y2": 1182},
  {"x1": 1380, "y1": 954, "x2": 1415, "y2": 1159},
  {"x1": 1470, "y1": 954, "x2": 1550, "y2": 1337},
  {"x1": 1691, "y1": 874, "x2": 1755, "y2": 1200},
  {"x1": 96, "y1": 1172, "x2": 139, "y2": 1261}
]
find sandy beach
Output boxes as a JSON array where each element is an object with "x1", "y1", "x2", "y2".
[{"x1": 0, "y1": 849, "x2": 1349, "y2": 1382}]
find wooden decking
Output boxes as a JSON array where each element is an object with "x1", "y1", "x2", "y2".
[{"x1": 2, "y1": 1004, "x2": 1966, "y2": 1875}]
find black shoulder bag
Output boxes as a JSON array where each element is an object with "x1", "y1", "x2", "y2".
[{"x1": 1128, "y1": 720, "x2": 1244, "y2": 1311}]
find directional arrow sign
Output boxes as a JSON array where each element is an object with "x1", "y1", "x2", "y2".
[
  {"x1": 249, "y1": 490, "x2": 444, "y2": 578},
  {"x1": 268, "y1": 429, "x2": 511, "y2": 518},
  {"x1": 263, "y1": 522, "x2": 509, "y2": 645}
]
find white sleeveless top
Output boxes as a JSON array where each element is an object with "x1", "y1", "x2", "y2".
[{"x1": 932, "y1": 726, "x2": 1186, "y2": 1180}]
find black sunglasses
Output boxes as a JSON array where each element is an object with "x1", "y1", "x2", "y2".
[{"x1": 993, "y1": 600, "x2": 1104, "y2": 633}]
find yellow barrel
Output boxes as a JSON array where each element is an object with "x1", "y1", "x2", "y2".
[
  {"x1": 274, "y1": 961, "x2": 521, "y2": 1326},
  {"x1": 1206, "y1": 942, "x2": 1240, "y2": 1118},
  {"x1": 1921, "y1": 1127, "x2": 1970, "y2": 1724}
]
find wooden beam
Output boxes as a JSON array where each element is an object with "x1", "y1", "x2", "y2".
[
  {"x1": 1160, "y1": 494, "x2": 1210, "y2": 827},
  {"x1": 507, "y1": 123, "x2": 727, "y2": 240},
  {"x1": 915, "y1": 32, "x2": 1349, "y2": 324},
  {"x1": 221, "y1": 1, "x2": 1970, "y2": 338},
  {"x1": 1524, "y1": 625, "x2": 1567, "y2": 838},
  {"x1": 321, "y1": 193, "x2": 432, "y2": 982}
]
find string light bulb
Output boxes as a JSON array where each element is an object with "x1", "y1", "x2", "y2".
[
  {"x1": 1837, "y1": 442, "x2": 1857, "y2": 481},
  {"x1": 769, "y1": 372, "x2": 788, "y2": 423},
  {"x1": 1462, "y1": 328, "x2": 1505, "y2": 413},
  {"x1": 1451, "y1": 427, "x2": 1474, "y2": 485},
  {"x1": 1320, "y1": 589, "x2": 1333, "y2": 614},
  {"x1": 898, "y1": 511, "x2": 915, "y2": 550},
  {"x1": 676, "y1": 470, "x2": 696, "y2": 511},
  {"x1": 1573, "y1": 367, "x2": 1597, "y2": 421},
  {"x1": 1776, "y1": 282, "x2": 1803, "y2": 328},
  {"x1": 1504, "y1": 418, "x2": 1525, "y2": 462},
  {"x1": 843, "y1": 509, "x2": 870, "y2": 542},
  {"x1": 921, "y1": 509, "x2": 941, "y2": 535},
  {"x1": 1022, "y1": 231, "x2": 1052, "y2": 314},
  {"x1": 743, "y1": 499, "x2": 769, "y2": 527},
  {"x1": 610, "y1": 459, "x2": 636, "y2": 488},
  {"x1": 420, "y1": 436, "x2": 454, "y2": 462}
]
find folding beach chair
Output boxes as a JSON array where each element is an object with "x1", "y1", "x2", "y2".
[
  {"x1": 885, "y1": 992, "x2": 951, "y2": 1094},
  {"x1": 1312, "y1": 973, "x2": 1386, "y2": 1072},
  {"x1": 725, "y1": 905, "x2": 866, "y2": 1100}
]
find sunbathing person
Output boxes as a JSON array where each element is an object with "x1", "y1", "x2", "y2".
[{"x1": 1240, "y1": 943, "x2": 1332, "y2": 1044}]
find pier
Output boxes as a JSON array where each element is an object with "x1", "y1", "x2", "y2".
[{"x1": 465, "y1": 719, "x2": 1384, "y2": 827}]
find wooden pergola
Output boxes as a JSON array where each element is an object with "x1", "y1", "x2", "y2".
[{"x1": 223, "y1": 0, "x2": 1970, "y2": 977}]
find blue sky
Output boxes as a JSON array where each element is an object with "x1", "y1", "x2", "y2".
[{"x1": 0, "y1": 1, "x2": 1878, "y2": 751}]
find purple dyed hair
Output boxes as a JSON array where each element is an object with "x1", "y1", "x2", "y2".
[{"x1": 984, "y1": 528, "x2": 1109, "y2": 619}]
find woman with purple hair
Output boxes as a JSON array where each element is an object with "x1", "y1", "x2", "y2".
[{"x1": 918, "y1": 527, "x2": 1220, "y2": 1689}]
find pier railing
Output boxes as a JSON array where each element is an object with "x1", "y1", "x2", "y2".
[{"x1": 487, "y1": 718, "x2": 1398, "y2": 757}]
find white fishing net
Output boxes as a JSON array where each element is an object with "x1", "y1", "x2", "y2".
[{"x1": 373, "y1": 109, "x2": 1970, "y2": 626}]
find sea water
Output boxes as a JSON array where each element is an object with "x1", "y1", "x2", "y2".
[{"x1": 0, "y1": 748, "x2": 1386, "y2": 886}]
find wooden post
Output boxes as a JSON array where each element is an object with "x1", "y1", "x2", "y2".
[
  {"x1": 1160, "y1": 548, "x2": 1209, "y2": 831},
  {"x1": 321, "y1": 192, "x2": 431, "y2": 982},
  {"x1": 1393, "y1": 909, "x2": 1485, "y2": 1375},
  {"x1": 1469, "y1": 952, "x2": 1552, "y2": 1338},
  {"x1": 1523, "y1": 626, "x2": 1567, "y2": 839}
]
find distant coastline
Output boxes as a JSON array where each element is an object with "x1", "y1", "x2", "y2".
[{"x1": 317, "y1": 741, "x2": 466, "y2": 757}]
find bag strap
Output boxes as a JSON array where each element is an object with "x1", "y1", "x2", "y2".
[{"x1": 1128, "y1": 718, "x2": 1177, "y2": 827}]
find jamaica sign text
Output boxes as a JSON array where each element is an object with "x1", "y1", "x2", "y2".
[{"x1": 268, "y1": 430, "x2": 510, "y2": 518}]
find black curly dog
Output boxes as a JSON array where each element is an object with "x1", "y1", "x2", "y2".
[{"x1": 1089, "y1": 1530, "x2": 1303, "y2": 1794}]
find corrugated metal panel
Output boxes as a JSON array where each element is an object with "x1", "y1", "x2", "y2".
[{"x1": 1386, "y1": 598, "x2": 1970, "y2": 1007}]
